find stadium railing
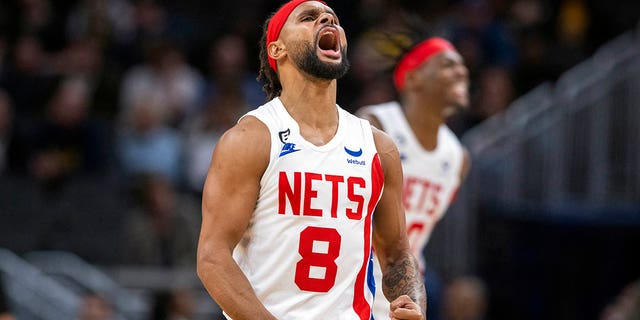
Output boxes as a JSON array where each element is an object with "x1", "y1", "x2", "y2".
[
  {"x1": 0, "y1": 248, "x2": 80, "y2": 319},
  {"x1": 427, "y1": 26, "x2": 640, "y2": 280},
  {"x1": 25, "y1": 250, "x2": 147, "y2": 320}
]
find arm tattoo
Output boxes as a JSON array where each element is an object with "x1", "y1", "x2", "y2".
[{"x1": 382, "y1": 252, "x2": 427, "y2": 314}]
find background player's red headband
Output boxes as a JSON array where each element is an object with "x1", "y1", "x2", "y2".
[
  {"x1": 266, "y1": 0, "x2": 326, "y2": 71},
  {"x1": 393, "y1": 37, "x2": 456, "y2": 91}
]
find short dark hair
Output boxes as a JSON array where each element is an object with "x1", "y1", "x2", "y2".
[
  {"x1": 257, "y1": 14, "x2": 282, "y2": 101},
  {"x1": 366, "y1": 13, "x2": 434, "y2": 71},
  {"x1": 374, "y1": 33, "x2": 433, "y2": 71}
]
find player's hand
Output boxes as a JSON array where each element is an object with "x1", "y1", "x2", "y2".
[{"x1": 389, "y1": 295, "x2": 425, "y2": 320}]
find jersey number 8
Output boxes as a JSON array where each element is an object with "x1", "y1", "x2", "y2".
[{"x1": 295, "y1": 226, "x2": 342, "y2": 292}]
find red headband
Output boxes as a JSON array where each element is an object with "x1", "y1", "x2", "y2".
[
  {"x1": 393, "y1": 37, "x2": 455, "y2": 91},
  {"x1": 266, "y1": 0, "x2": 326, "y2": 71}
]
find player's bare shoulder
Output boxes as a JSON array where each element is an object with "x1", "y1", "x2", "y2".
[
  {"x1": 213, "y1": 115, "x2": 271, "y2": 175},
  {"x1": 370, "y1": 125, "x2": 397, "y2": 155},
  {"x1": 370, "y1": 125, "x2": 402, "y2": 175}
]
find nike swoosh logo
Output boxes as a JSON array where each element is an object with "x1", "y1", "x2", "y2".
[
  {"x1": 279, "y1": 148, "x2": 301, "y2": 157},
  {"x1": 344, "y1": 147, "x2": 363, "y2": 157},
  {"x1": 279, "y1": 142, "x2": 301, "y2": 157}
]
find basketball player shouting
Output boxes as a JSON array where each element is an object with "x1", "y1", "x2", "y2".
[
  {"x1": 358, "y1": 37, "x2": 471, "y2": 320},
  {"x1": 197, "y1": 1, "x2": 426, "y2": 319}
]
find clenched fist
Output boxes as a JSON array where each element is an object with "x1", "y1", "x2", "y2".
[{"x1": 389, "y1": 295, "x2": 425, "y2": 320}]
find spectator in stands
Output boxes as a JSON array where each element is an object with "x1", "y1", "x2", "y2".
[
  {"x1": 448, "y1": 65, "x2": 515, "y2": 135},
  {"x1": 181, "y1": 33, "x2": 264, "y2": 195},
  {"x1": 0, "y1": 89, "x2": 12, "y2": 174},
  {"x1": 0, "y1": 34, "x2": 56, "y2": 119},
  {"x1": 13, "y1": 0, "x2": 67, "y2": 52},
  {"x1": 183, "y1": 87, "x2": 247, "y2": 195},
  {"x1": 65, "y1": 0, "x2": 135, "y2": 46},
  {"x1": 53, "y1": 37, "x2": 123, "y2": 121},
  {"x1": 119, "y1": 40, "x2": 204, "y2": 128},
  {"x1": 599, "y1": 278, "x2": 640, "y2": 320},
  {"x1": 150, "y1": 288, "x2": 197, "y2": 320},
  {"x1": 0, "y1": 87, "x2": 28, "y2": 177},
  {"x1": 449, "y1": 0, "x2": 517, "y2": 73},
  {"x1": 0, "y1": 34, "x2": 7, "y2": 78},
  {"x1": 0, "y1": 274, "x2": 15, "y2": 320},
  {"x1": 442, "y1": 276, "x2": 488, "y2": 320},
  {"x1": 116, "y1": 90, "x2": 183, "y2": 185},
  {"x1": 474, "y1": 66, "x2": 514, "y2": 118},
  {"x1": 27, "y1": 76, "x2": 111, "y2": 189},
  {"x1": 121, "y1": 173, "x2": 198, "y2": 267},
  {"x1": 341, "y1": 31, "x2": 397, "y2": 111},
  {"x1": 204, "y1": 33, "x2": 264, "y2": 109},
  {"x1": 76, "y1": 291, "x2": 115, "y2": 320}
]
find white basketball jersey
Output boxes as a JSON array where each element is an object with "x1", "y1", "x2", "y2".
[
  {"x1": 229, "y1": 98, "x2": 383, "y2": 320},
  {"x1": 361, "y1": 101, "x2": 464, "y2": 320}
]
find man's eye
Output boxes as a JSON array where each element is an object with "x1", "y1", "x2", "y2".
[{"x1": 301, "y1": 16, "x2": 314, "y2": 21}]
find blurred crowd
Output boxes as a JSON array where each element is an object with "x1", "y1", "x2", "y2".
[
  {"x1": 1, "y1": 0, "x2": 636, "y2": 193},
  {"x1": 0, "y1": 0, "x2": 638, "y2": 319}
]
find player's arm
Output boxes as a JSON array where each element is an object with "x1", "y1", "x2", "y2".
[
  {"x1": 371, "y1": 127, "x2": 426, "y2": 320},
  {"x1": 196, "y1": 116, "x2": 277, "y2": 320},
  {"x1": 356, "y1": 107, "x2": 384, "y2": 130}
]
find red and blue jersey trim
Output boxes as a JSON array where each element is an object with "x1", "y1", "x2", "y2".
[{"x1": 353, "y1": 153, "x2": 384, "y2": 319}]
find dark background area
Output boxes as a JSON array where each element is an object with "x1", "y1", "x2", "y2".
[
  {"x1": 0, "y1": 0, "x2": 639, "y2": 319},
  {"x1": 478, "y1": 201, "x2": 640, "y2": 320}
]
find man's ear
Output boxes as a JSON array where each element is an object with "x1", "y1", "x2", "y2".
[
  {"x1": 268, "y1": 41, "x2": 286, "y2": 61},
  {"x1": 403, "y1": 70, "x2": 420, "y2": 91}
]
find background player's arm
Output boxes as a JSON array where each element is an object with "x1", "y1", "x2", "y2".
[
  {"x1": 460, "y1": 146, "x2": 471, "y2": 182},
  {"x1": 371, "y1": 127, "x2": 426, "y2": 320},
  {"x1": 196, "y1": 116, "x2": 277, "y2": 320}
]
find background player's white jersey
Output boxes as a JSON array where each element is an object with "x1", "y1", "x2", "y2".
[
  {"x1": 229, "y1": 97, "x2": 383, "y2": 320},
  {"x1": 360, "y1": 101, "x2": 464, "y2": 319}
]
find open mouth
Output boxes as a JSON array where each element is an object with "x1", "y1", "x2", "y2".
[
  {"x1": 317, "y1": 27, "x2": 341, "y2": 58},
  {"x1": 319, "y1": 31, "x2": 337, "y2": 51},
  {"x1": 450, "y1": 82, "x2": 469, "y2": 99}
]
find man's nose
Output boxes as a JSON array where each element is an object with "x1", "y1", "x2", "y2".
[
  {"x1": 318, "y1": 13, "x2": 335, "y2": 25},
  {"x1": 456, "y1": 64, "x2": 469, "y2": 79}
]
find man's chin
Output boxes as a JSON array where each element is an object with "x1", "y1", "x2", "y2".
[
  {"x1": 443, "y1": 101, "x2": 469, "y2": 117},
  {"x1": 449, "y1": 93, "x2": 469, "y2": 110},
  {"x1": 318, "y1": 56, "x2": 342, "y2": 66},
  {"x1": 295, "y1": 44, "x2": 350, "y2": 80}
]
